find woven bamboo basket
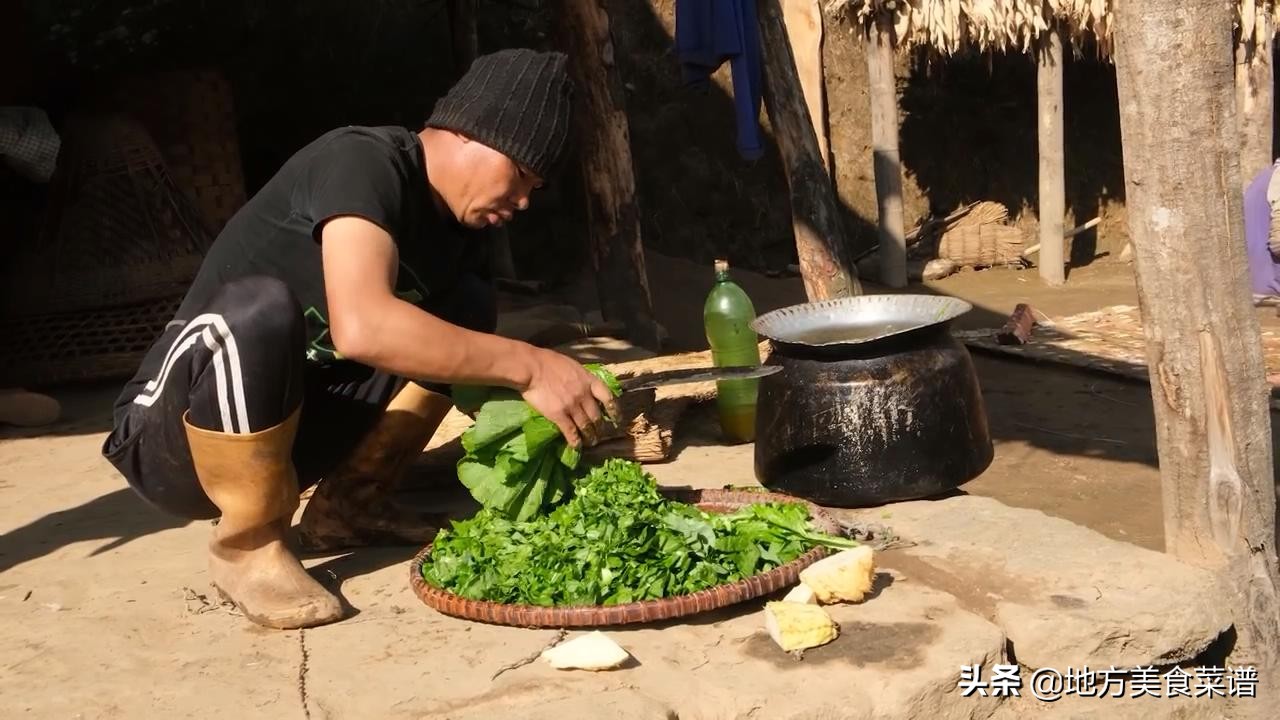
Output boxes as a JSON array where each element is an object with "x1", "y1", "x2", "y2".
[
  {"x1": 0, "y1": 112, "x2": 212, "y2": 318},
  {"x1": 410, "y1": 487, "x2": 844, "y2": 627},
  {"x1": 935, "y1": 201, "x2": 1025, "y2": 267},
  {"x1": 0, "y1": 294, "x2": 181, "y2": 387}
]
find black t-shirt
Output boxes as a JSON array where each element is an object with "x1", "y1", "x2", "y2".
[{"x1": 119, "y1": 125, "x2": 484, "y2": 404}]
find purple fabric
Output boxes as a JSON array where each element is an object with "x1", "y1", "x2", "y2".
[{"x1": 1243, "y1": 163, "x2": 1280, "y2": 296}]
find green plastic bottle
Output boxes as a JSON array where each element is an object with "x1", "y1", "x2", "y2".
[{"x1": 703, "y1": 259, "x2": 762, "y2": 443}]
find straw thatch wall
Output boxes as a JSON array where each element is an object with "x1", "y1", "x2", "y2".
[{"x1": 827, "y1": 1, "x2": 1276, "y2": 58}]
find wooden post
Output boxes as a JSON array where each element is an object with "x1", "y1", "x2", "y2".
[
  {"x1": 1036, "y1": 25, "x2": 1066, "y2": 286},
  {"x1": 1112, "y1": 0, "x2": 1280, "y2": 688},
  {"x1": 1237, "y1": 8, "x2": 1275, "y2": 184},
  {"x1": 865, "y1": 11, "x2": 907, "y2": 288},
  {"x1": 550, "y1": 0, "x2": 660, "y2": 350},
  {"x1": 757, "y1": 0, "x2": 860, "y2": 300},
  {"x1": 781, "y1": 0, "x2": 830, "y2": 172}
]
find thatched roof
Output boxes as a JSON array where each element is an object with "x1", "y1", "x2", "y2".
[{"x1": 825, "y1": 0, "x2": 1275, "y2": 58}]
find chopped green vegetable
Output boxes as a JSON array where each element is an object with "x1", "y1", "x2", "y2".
[
  {"x1": 423, "y1": 458, "x2": 858, "y2": 607},
  {"x1": 452, "y1": 363, "x2": 621, "y2": 521}
]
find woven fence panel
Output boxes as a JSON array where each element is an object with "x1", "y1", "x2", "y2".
[{"x1": 0, "y1": 295, "x2": 182, "y2": 388}]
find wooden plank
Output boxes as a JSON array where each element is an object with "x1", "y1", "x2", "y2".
[
  {"x1": 550, "y1": 0, "x2": 660, "y2": 350},
  {"x1": 757, "y1": 0, "x2": 860, "y2": 300},
  {"x1": 1112, "y1": 0, "x2": 1280, "y2": 678},
  {"x1": 865, "y1": 12, "x2": 907, "y2": 288}
]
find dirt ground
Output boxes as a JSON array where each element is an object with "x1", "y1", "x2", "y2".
[{"x1": 3, "y1": 254, "x2": 1277, "y2": 717}]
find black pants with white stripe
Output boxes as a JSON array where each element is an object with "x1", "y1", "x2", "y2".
[{"x1": 102, "y1": 275, "x2": 496, "y2": 520}]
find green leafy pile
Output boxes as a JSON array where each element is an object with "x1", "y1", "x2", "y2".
[
  {"x1": 423, "y1": 458, "x2": 858, "y2": 607},
  {"x1": 450, "y1": 364, "x2": 621, "y2": 522}
]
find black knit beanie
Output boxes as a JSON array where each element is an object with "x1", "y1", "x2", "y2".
[{"x1": 427, "y1": 48, "x2": 575, "y2": 179}]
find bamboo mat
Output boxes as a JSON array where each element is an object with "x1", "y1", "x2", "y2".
[{"x1": 954, "y1": 304, "x2": 1280, "y2": 410}]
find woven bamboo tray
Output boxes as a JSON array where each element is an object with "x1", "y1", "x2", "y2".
[{"x1": 409, "y1": 487, "x2": 843, "y2": 628}]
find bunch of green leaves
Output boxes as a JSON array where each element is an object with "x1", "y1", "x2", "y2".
[
  {"x1": 423, "y1": 458, "x2": 858, "y2": 607},
  {"x1": 450, "y1": 364, "x2": 621, "y2": 522}
]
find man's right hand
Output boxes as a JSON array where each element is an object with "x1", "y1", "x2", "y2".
[{"x1": 520, "y1": 348, "x2": 620, "y2": 448}]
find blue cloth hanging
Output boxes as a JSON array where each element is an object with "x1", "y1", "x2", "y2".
[{"x1": 674, "y1": 0, "x2": 765, "y2": 161}]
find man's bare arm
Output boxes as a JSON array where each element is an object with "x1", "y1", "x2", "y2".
[
  {"x1": 321, "y1": 216, "x2": 537, "y2": 388},
  {"x1": 319, "y1": 216, "x2": 616, "y2": 445}
]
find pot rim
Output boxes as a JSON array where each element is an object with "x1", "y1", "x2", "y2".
[{"x1": 751, "y1": 294, "x2": 973, "y2": 348}]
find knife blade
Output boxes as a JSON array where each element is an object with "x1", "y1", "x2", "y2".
[{"x1": 618, "y1": 365, "x2": 782, "y2": 393}]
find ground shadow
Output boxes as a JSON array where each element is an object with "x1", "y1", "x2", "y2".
[{"x1": 0, "y1": 488, "x2": 190, "y2": 575}]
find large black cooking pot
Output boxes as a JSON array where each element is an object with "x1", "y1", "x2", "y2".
[{"x1": 751, "y1": 294, "x2": 993, "y2": 507}]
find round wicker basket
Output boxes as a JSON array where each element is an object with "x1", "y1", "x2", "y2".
[{"x1": 408, "y1": 488, "x2": 844, "y2": 628}]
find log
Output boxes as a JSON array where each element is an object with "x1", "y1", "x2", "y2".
[
  {"x1": 550, "y1": 0, "x2": 661, "y2": 350},
  {"x1": 781, "y1": 0, "x2": 830, "y2": 171},
  {"x1": 995, "y1": 303, "x2": 1036, "y2": 346},
  {"x1": 865, "y1": 11, "x2": 907, "y2": 289},
  {"x1": 757, "y1": 0, "x2": 860, "y2": 301},
  {"x1": 1236, "y1": 10, "x2": 1274, "y2": 185},
  {"x1": 1036, "y1": 27, "x2": 1066, "y2": 286},
  {"x1": 1112, "y1": 0, "x2": 1280, "y2": 689}
]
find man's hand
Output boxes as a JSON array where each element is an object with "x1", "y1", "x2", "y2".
[{"x1": 520, "y1": 349, "x2": 620, "y2": 448}]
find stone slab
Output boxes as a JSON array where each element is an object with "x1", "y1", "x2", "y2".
[
  {"x1": 848, "y1": 495, "x2": 1233, "y2": 669},
  {"x1": 302, "y1": 569, "x2": 1009, "y2": 720}
]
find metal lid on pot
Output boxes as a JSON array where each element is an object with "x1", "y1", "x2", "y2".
[{"x1": 751, "y1": 294, "x2": 973, "y2": 348}]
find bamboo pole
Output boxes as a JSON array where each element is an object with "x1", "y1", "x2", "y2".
[
  {"x1": 866, "y1": 11, "x2": 907, "y2": 288},
  {"x1": 758, "y1": 0, "x2": 860, "y2": 300},
  {"x1": 1037, "y1": 26, "x2": 1067, "y2": 286}
]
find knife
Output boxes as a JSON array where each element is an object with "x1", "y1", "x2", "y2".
[{"x1": 617, "y1": 365, "x2": 782, "y2": 393}]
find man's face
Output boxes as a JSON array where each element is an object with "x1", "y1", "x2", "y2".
[{"x1": 453, "y1": 137, "x2": 544, "y2": 229}]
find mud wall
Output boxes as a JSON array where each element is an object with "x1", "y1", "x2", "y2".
[{"x1": 611, "y1": 3, "x2": 1130, "y2": 274}]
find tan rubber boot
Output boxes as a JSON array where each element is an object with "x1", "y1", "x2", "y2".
[
  {"x1": 183, "y1": 408, "x2": 345, "y2": 629},
  {"x1": 296, "y1": 382, "x2": 453, "y2": 552},
  {"x1": 0, "y1": 389, "x2": 61, "y2": 427}
]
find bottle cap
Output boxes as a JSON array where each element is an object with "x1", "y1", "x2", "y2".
[{"x1": 714, "y1": 259, "x2": 729, "y2": 274}]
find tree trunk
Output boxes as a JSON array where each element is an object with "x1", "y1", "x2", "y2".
[
  {"x1": 1237, "y1": 12, "x2": 1275, "y2": 184},
  {"x1": 758, "y1": 0, "x2": 860, "y2": 300},
  {"x1": 781, "y1": 0, "x2": 830, "y2": 172},
  {"x1": 550, "y1": 0, "x2": 660, "y2": 350},
  {"x1": 865, "y1": 12, "x2": 907, "y2": 289},
  {"x1": 1036, "y1": 27, "x2": 1066, "y2": 286},
  {"x1": 1112, "y1": 0, "x2": 1280, "y2": 685}
]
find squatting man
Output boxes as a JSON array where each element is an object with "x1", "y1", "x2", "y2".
[{"x1": 101, "y1": 49, "x2": 619, "y2": 629}]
